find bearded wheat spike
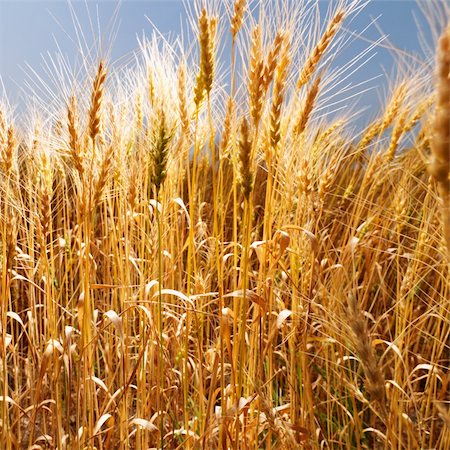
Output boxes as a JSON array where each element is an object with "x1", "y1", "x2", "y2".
[
  {"x1": 264, "y1": 31, "x2": 285, "y2": 90},
  {"x1": 93, "y1": 145, "x2": 114, "y2": 207},
  {"x1": 135, "y1": 93, "x2": 143, "y2": 132},
  {"x1": 248, "y1": 25, "x2": 265, "y2": 126},
  {"x1": 178, "y1": 64, "x2": 189, "y2": 135},
  {"x1": 358, "y1": 83, "x2": 407, "y2": 152},
  {"x1": 297, "y1": 10, "x2": 344, "y2": 88},
  {"x1": 39, "y1": 152, "x2": 53, "y2": 240},
  {"x1": 430, "y1": 23, "x2": 450, "y2": 256},
  {"x1": 194, "y1": 8, "x2": 215, "y2": 107},
  {"x1": 3, "y1": 126, "x2": 15, "y2": 176},
  {"x1": 0, "y1": 110, "x2": 6, "y2": 150},
  {"x1": 150, "y1": 109, "x2": 173, "y2": 191},
  {"x1": 385, "y1": 109, "x2": 408, "y2": 162},
  {"x1": 88, "y1": 60, "x2": 107, "y2": 143},
  {"x1": 219, "y1": 97, "x2": 234, "y2": 157},
  {"x1": 299, "y1": 157, "x2": 313, "y2": 196},
  {"x1": 231, "y1": 0, "x2": 246, "y2": 40},
  {"x1": 199, "y1": 9, "x2": 214, "y2": 95},
  {"x1": 270, "y1": 40, "x2": 291, "y2": 152},
  {"x1": 318, "y1": 163, "x2": 335, "y2": 204},
  {"x1": 238, "y1": 117, "x2": 253, "y2": 199},
  {"x1": 347, "y1": 294, "x2": 387, "y2": 417},
  {"x1": 67, "y1": 95, "x2": 84, "y2": 175},
  {"x1": 0, "y1": 112, "x2": 15, "y2": 176},
  {"x1": 293, "y1": 75, "x2": 321, "y2": 136},
  {"x1": 381, "y1": 82, "x2": 407, "y2": 131},
  {"x1": 147, "y1": 66, "x2": 155, "y2": 106}
]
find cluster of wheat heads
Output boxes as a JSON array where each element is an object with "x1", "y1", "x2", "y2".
[{"x1": 0, "y1": 0, "x2": 449, "y2": 448}]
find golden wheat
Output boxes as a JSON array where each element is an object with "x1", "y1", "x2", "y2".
[{"x1": 0, "y1": 2, "x2": 448, "y2": 449}]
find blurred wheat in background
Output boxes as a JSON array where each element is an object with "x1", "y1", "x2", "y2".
[{"x1": 0, "y1": 0, "x2": 449, "y2": 449}]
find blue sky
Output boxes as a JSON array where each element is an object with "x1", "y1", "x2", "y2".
[{"x1": 0, "y1": 0, "x2": 431, "y2": 115}]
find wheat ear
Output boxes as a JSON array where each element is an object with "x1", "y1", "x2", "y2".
[
  {"x1": 248, "y1": 25, "x2": 265, "y2": 126},
  {"x1": 231, "y1": 0, "x2": 246, "y2": 40},
  {"x1": 264, "y1": 31, "x2": 285, "y2": 91},
  {"x1": 88, "y1": 60, "x2": 107, "y2": 143},
  {"x1": 347, "y1": 294, "x2": 387, "y2": 418},
  {"x1": 0, "y1": 111, "x2": 14, "y2": 177},
  {"x1": 150, "y1": 109, "x2": 173, "y2": 192},
  {"x1": 93, "y1": 145, "x2": 114, "y2": 207},
  {"x1": 178, "y1": 64, "x2": 190, "y2": 135},
  {"x1": 270, "y1": 40, "x2": 290, "y2": 152},
  {"x1": 219, "y1": 97, "x2": 234, "y2": 157},
  {"x1": 1, "y1": 125, "x2": 15, "y2": 177},
  {"x1": 194, "y1": 8, "x2": 215, "y2": 107},
  {"x1": 0, "y1": 109, "x2": 5, "y2": 149},
  {"x1": 238, "y1": 117, "x2": 253, "y2": 199},
  {"x1": 297, "y1": 10, "x2": 344, "y2": 88},
  {"x1": 430, "y1": 24, "x2": 450, "y2": 256},
  {"x1": 293, "y1": 75, "x2": 321, "y2": 136},
  {"x1": 67, "y1": 95, "x2": 84, "y2": 175}
]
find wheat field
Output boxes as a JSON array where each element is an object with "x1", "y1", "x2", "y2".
[{"x1": 0, "y1": 0, "x2": 449, "y2": 449}]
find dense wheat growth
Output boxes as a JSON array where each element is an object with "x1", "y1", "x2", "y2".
[{"x1": 0, "y1": 0, "x2": 449, "y2": 448}]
